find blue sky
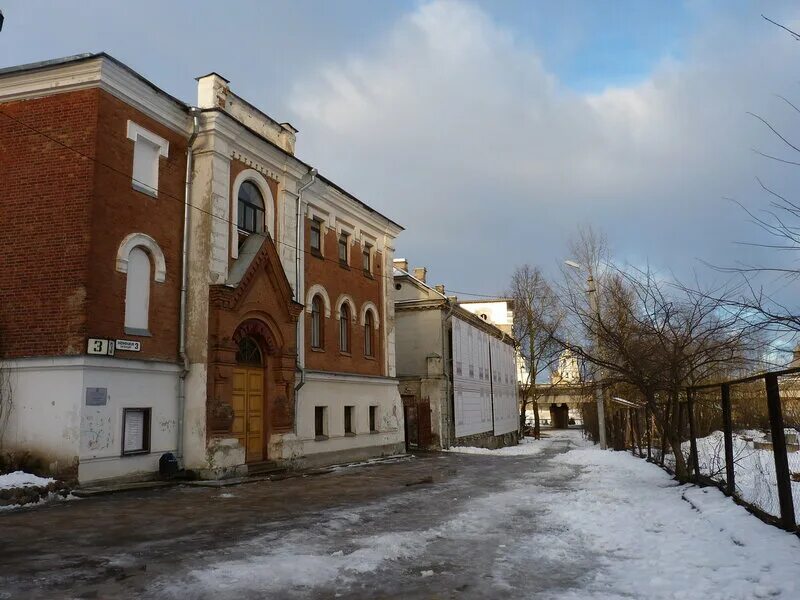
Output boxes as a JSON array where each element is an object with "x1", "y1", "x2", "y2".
[{"x1": 2, "y1": 1, "x2": 800, "y2": 299}]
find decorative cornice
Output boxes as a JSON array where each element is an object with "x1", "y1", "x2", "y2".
[
  {"x1": 0, "y1": 55, "x2": 190, "y2": 134},
  {"x1": 230, "y1": 150, "x2": 283, "y2": 183}
]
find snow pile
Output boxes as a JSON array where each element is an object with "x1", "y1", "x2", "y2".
[{"x1": 0, "y1": 471, "x2": 54, "y2": 490}]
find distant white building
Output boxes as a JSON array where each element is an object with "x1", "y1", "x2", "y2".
[{"x1": 393, "y1": 263, "x2": 519, "y2": 450}]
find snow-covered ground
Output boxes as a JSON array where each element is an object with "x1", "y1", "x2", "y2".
[
  {"x1": 549, "y1": 440, "x2": 800, "y2": 599},
  {"x1": 154, "y1": 429, "x2": 800, "y2": 599},
  {"x1": 0, "y1": 471, "x2": 54, "y2": 490}
]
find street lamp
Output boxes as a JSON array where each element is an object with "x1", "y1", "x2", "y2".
[{"x1": 565, "y1": 259, "x2": 608, "y2": 450}]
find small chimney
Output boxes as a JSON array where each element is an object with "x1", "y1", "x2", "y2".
[
  {"x1": 434, "y1": 284, "x2": 445, "y2": 295},
  {"x1": 413, "y1": 267, "x2": 427, "y2": 283},
  {"x1": 393, "y1": 258, "x2": 408, "y2": 272},
  {"x1": 793, "y1": 344, "x2": 800, "y2": 367},
  {"x1": 196, "y1": 72, "x2": 230, "y2": 109}
]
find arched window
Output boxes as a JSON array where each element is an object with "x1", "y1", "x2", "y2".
[
  {"x1": 311, "y1": 295, "x2": 324, "y2": 349},
  {"x1": 236, "y1": 336, "x2": 262, "y2": 365},
  {"x1": 237, "y1": 180, "x2": 265, "y2": 234},
  {"x1": 339, "y1": 303, "x2": 350, "y2": 353},
  {"x1": 125, "y1": 247, "x2": 151, "y2": 334},
  {"x1": 364, "y1": 310, "x2": 374, "y2": 357}
]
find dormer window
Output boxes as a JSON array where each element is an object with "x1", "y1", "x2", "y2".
[{"x1": 237, "y1": 181, "x2": 265, "y2": 234}]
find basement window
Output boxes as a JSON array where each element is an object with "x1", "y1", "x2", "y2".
[
  {"x1": 121, "y1": 408, "x2": 151, "y2": 456},
  {"x1": 369, "y1": 405, "x2": 378, "y2": 433},
  {"x1": 344, "y1": 405, "x2": 355, "y2": 436},
  {"x1": 127, "y1": 121, "x2": 168, "y2": 197},
  {"x1": 315, "y1": 406, "x2": 328, "y2": 440}
]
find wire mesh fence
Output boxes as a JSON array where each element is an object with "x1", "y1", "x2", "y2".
[{"x1": 580, "y1": 368, "x2": 800, "y2": 534}]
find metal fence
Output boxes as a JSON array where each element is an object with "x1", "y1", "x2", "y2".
[{"x1": 581, "y1": 368, "x2": 800, "y2": 534}]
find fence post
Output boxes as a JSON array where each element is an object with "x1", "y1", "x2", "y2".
[
  {"x1": 629, "y1": 408, "x2": 636, "y2": 456},
  {"x1": 687, "y1": 389, "x2": 700, "y2": 482},
  {"x1": 677, "y1": 400, "x2": 685, "y2": 477},
  {"x1": 660, "y1": 402, "x2": 669, "y2": 467},
  {"x1": 720, "y1": 384, "x2": 735, "y2": 497},
  {"x1": 764, "y1": 373, "x2": 796, "y2": 531}
]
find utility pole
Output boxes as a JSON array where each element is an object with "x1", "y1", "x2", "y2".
[
  {"x1": 586, "y1": 272, "x2": 607, "y2": 449},
  {"x1": 565, "y1": 260, "x2": 607, "y2": 449}
]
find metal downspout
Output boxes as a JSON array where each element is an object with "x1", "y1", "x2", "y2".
[
  {"x1": 177, "y1": 108, "x2": 200, "y2": 464},
  {"x1": 293, "y1": 168, "x2": 318, "y2": 410},
  {"x1": 442, "y1": 299, "x2": 456, "y2": 447}
]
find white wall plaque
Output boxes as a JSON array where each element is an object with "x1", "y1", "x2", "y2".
[{"x1": 115, "y1": 340, "x2": 141, "y2": 352}]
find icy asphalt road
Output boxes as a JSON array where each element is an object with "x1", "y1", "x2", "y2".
[{"x1": 1, "y1": 430, "x2": 799, "y2": 599}]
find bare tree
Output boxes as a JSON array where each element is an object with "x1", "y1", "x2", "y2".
[
  {"x1": 509, "y1": 265, "x2": 562, "y2": 439},
  {"x1": 561, "y1": 261, "x2": 760, "y2": 479},
  {"x1": 707, "y1": 15, "x2": 800, "y2": 343}
]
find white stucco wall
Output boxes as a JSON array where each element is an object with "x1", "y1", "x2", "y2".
[
  {"x1": 78, "y1": 358, "x2": 181, "y2": 482},
  {"x1": 4, "y1": 357, "x2": 83, "y2": 475},
  {"x1": 4, "y1": 356, "x2": 181, "y2": 483},
  {"x1": 276, "y1": 372, "x2": 404, "y2": 465}
]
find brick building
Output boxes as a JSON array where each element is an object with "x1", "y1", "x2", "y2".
[{"x1": 0, "y1": 53, "x2": 404, "y2": 483}]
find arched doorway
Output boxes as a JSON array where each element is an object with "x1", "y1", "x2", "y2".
[{"x1": 232, "y1": 336, "x2": 265, "y2": 462}]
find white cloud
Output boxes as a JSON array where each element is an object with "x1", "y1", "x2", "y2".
[{"x1": 289, "y1": 0, "x2": 800, "y2": 294}]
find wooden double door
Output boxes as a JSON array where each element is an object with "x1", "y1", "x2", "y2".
[
  {"x1": 232, "y1": 367, "x2": 265, "y2": 462},
  {"x1": 403, "y1": 395, "x2": 432, "y2": 450}
]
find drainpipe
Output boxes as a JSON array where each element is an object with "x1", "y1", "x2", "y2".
[
  {"x1": 177, "y1": 108, "x2": 200, "y2": 464},
  {"x1": 442, "y1": 298, "x2": 456, "y2": 447},
  {"x1": 293, "y1": 168, "x2": 318, "y2": 401}
]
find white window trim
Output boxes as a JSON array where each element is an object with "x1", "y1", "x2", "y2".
[
  {"x1": 231, "y1": 169, "x2": 276, "y2": 259},
  {"x1": 305, "y1": 284, "x2": 332, "y2": 318},
  {"x1": 116, "y1": 233, "x2": 167, "y2": 282},
  {"x1": 306, "y1": 204, "x2": 331, "y2": 230},
  {"x1": 359, "y1": 302, "x2": 380, "y2": 329},
  {"x1": 126, "y1": 121, "x2": 169, "y2": 198},
  {"x1": 126, "y1": 121, "x2": 169, "y2": 157},
  {"x1": 334, "y1": 294, "x2": 357, "y2": 322}
]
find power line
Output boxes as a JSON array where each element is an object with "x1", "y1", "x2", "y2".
[{"x1": 0, "y1": 107, "x2": 501, "y2": 299}]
